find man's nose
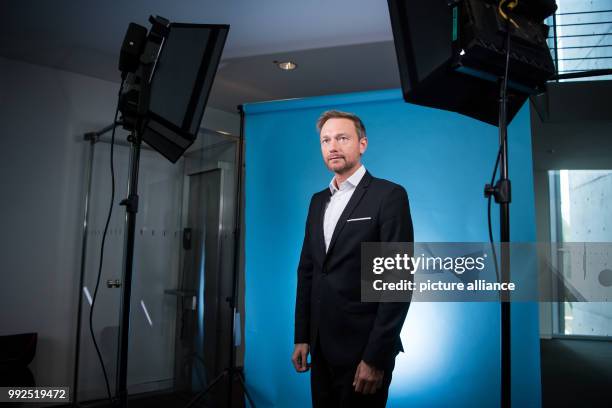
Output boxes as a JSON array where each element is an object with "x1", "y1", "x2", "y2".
[{"x1": 328, "y1": 138, "x2": 339, "y2": 151}]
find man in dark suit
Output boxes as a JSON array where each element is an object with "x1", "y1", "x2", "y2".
[{"x1": 291, "y1": 110, "x2": 414, "y2": 407}]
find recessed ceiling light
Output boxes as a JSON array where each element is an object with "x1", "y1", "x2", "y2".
[{"x1": 274, "y1": 60, "x2": 297, "y2": 71}]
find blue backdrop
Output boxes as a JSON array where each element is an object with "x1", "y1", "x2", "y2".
[{"x1": 243, "y1": 89, "x2": 541, "y2": 407}]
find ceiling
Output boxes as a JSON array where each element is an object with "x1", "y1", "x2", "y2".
[{"x1": 0, "y1": 0, "x2": 401, "y2": 112}]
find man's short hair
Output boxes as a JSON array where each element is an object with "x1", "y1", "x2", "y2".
[{"x1": 316, "y1": 110, "x2": 367, "y2": 140}]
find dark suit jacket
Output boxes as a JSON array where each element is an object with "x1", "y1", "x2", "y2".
[{"x1": 294, "y1": 170, "x2": 414, "y2": 369}]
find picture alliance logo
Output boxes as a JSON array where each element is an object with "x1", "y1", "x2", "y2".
[{"x1": 371, "y1": 253, "x2": 488, "y2": 275}]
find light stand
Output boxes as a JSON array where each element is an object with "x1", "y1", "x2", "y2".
[
  {"x1": 114, "y1": 16, "x2": 168, "y2": 407},
  {"x1": 182, "y1": 106, "x2": 256, "y2": 408},
  {"x1": 111, "y1": 16, "x2": 229, "y2": 407},
  {"x1": 115, "y1": 130, "x2": 142, "y2": 407},
  {"x1": 484, "y1": 79, "x2": 512, "y2": 408},
  {"x1": 484, "y1": 25, "x2": 513, "y2": 408}
]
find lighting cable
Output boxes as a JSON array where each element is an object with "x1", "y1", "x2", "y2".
[
  {"x1": 88, "y1": 78, "x2": 125, "y2": 405},
  {"x1": 487, "y1": 15, "x2": 513, "y2": 288}
]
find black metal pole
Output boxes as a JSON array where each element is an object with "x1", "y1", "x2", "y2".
[
  {"x1": 226, "y1": 105, "x2": 246, "y2": 407},
  {"x1": 499, "y1": 96, "x2": 511, "y2": 408},
  {"x1": 497, "y1": 33, "x2": 512, "y2": 407},
  {"x1": 115, "y1": 131, "x2": 143, "y2": 407}
]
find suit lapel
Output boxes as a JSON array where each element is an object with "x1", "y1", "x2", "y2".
[
  {"x1": 325, "y1": 171, "x2": 372, "y2": 258},
  {"x1": 317, "y1": 189, "x2": 331, "y2": 257}
]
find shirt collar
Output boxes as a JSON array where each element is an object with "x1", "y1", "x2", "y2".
[{"x1": 329, "y1": 165, "x2": 366, "y2": 194}]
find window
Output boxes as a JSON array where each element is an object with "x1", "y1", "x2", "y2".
[
  {"x1": 548, "y1": 0, "x2": 612, "y2": 80},
  {"x1": 549, "y1": 170, "x2": 612, "y2": 337}
]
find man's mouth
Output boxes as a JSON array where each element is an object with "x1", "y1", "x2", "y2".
[{"x1": 329, "y1": 156, "x2": 343, "y2": 161}]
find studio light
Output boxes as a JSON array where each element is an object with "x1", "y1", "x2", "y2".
[
  {"x1": 388, "y1": 0, "x2": 557, "y2": 125},
  {"x1": 119, "y1": 16, "x2": 229, "y2": 162},
  {"x1": 113, "y1": 15, "x2": 229, "y2": 407}
]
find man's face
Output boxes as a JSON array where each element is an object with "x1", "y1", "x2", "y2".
[{"x1": 320, "y1": 118, "x2": 367, "y2": 175}]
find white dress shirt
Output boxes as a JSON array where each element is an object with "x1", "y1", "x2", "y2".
[{"x1": 323, "y1": 165, "x2": 366, "y2": 252}]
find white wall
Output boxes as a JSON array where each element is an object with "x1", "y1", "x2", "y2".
[{"x1": 0, "y1": 56, "x2": 122, "y2": 390}]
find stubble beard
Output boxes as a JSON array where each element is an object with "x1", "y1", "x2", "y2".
[{"x1": 328, "y1": 157, "x2": 356, "y2": 175}]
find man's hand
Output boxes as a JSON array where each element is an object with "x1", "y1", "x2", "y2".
[
  {"x1": 353, "y1": 360, "x2": 384, "y2": 394},
  {"x1": 291, "y1": 343, "x2": 310, "y2": 372}
]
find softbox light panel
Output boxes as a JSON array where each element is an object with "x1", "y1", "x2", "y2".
[
  {"x1": 143, "y1": 23, "x2": 229, "y2": 162},
  {"x1": 387, "y1": 0, "x2": 556, "y2": 125}
]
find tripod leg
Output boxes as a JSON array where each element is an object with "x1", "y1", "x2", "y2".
[
  {"x1": 235, "y1": 371, "x2": 256, "y2": 408},
  {"x1": 183, "y1": 369, "x2": 228, "y2": 408}
]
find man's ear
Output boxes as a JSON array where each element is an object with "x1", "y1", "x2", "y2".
[{"x1": 360, "y1": 137, "x2": 368, "y2": 154}]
